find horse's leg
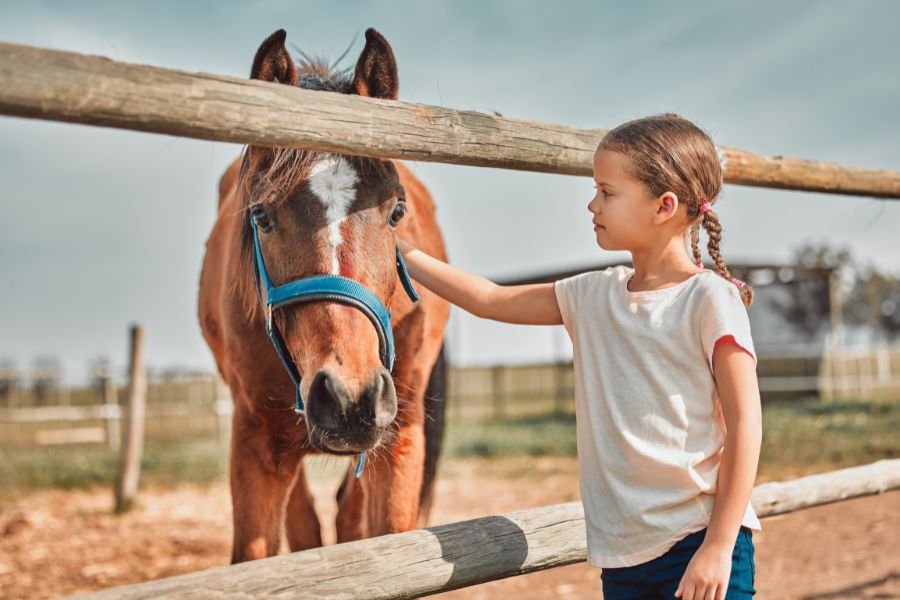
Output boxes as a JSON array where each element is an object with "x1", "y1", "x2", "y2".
[
  {"x1": 335, "y1": 362, "x2": 430, "y2": 538},
  {"x1": 284, "y1": 458, "x2": 323, "y2": 551},
  {"x1": 364, "y1": 413, "x2": 426, "y2": 535},
  {"x1": 417, "y1": 342, "x2": 447, "y2": 528},
  {"x1": 335, "y1": 461, "x2": 369, "y2": 542},
  {"x1": 230, "y1": 406, "x2": 299, "y2": 563},
  {"x1": 357, "y1": 306, "x2": 443, "y2": 536}
]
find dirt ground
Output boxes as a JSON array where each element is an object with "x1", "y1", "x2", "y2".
[{"x1": 0, "y1": 457, "x2": 897, "y2": 600}]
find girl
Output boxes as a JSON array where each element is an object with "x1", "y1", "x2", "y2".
[{"x1": 397, "y1": 113, "x2": 761, "y2": 599}]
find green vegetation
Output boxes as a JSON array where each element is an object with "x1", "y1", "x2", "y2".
[
  {"x1": 444, "y1": 413, "x2": 578, "y2": 459},
  {"x1": 0, "y1": 439, "x2": 227, "y2": 498},
  {"x1": 0, "y1": 397, "x2": 896, "y2": 498},
  {"x1": 758, "y1": 397, "x2": 899, "y2": 480},
  {"x1": 447, "y1": 397, "x2": 900, "y2": 480}
]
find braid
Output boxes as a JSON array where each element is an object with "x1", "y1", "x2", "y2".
[
  {"x1": 701, "y1": 207, "x2": 755, "y2": 307},
  {"x1": 690, "y1": 222, "x2": 702, "y2": 268}
]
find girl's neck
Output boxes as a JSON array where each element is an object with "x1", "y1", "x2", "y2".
[{"x1": 627, "y1": 234, "x2": 701, "y2": 293}]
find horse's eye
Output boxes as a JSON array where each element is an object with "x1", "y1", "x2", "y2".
[
  {"x1": 251, "y1": 207, "x2": 272, "y2": 232},
  {"x1": 389, "y1": 202, "x2": 407, "y2": 227}
]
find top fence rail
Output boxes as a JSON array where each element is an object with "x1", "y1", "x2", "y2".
[{"x1": 1, "y1": 41, "x2": 899, "y2": 198}]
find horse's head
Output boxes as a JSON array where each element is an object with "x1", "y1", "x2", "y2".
[{"x1": 238, "y1": 29, "x2": 409, "y2": 455}]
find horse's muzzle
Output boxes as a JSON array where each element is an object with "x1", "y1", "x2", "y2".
[{"x1": 305, "y1": 368, "x2": 397, "y2": 453}]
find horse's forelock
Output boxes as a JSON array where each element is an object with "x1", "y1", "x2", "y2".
[{"x1": 293, "y1": 46, "x2": 354, "y2": 93}]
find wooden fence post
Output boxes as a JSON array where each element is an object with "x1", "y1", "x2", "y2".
[
  {"x1": 115, "y1": 324, "x2": 146, "y2": 513},
  {"x1": 103, "y1": 372, "x2": 120, "y2": 451}
]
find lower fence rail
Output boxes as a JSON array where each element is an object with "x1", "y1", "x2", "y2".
[{"x1": 69, "y1": 459, "x2": 900, "y2": 599}]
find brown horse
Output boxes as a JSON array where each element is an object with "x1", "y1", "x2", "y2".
[{"x1": 198, "y1": 28, "x2": 450, "y2": 563}]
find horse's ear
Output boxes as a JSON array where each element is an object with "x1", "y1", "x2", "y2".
[
  {"x1": 250, "y1": 29, "x2": 297, "y2": 86},
  {"x1": 351, "y1": 28, "x2": 398, "y2": 100}
]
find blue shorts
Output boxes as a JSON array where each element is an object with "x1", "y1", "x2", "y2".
[{"x1": 600, "y1": 525, "x2": 756, "y2": 599}]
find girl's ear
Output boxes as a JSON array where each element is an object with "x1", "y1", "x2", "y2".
[
  {"x1": 351, "y1": 28, "x2": 399, "y2": 100},
  {"x1": 655, "y1": 192, "x2": 680, "y2": 223}
]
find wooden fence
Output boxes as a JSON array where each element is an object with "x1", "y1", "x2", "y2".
[
  {"x1": 67, "y1": 459, "x2": 900, "y2": 599},
  {"x1": 4, "y1": 341, "x2": 899, "y2": 448},
  {"x1": 1, "y1": 41, "x2": 900, "y2": 198},
  {"x1": 1, "y1": 39, "x2": 899, "y2": 599}
]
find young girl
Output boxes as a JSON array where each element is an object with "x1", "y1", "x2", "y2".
[{"x1": 397, "y1": 113, "x2": 761, "y2": 599}]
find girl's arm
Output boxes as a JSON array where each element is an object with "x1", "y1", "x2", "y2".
[
  {"x1": 397, "y1": 238, "x2": 562, "y2": 326},
  {"x1": 675, "y1": 337, "x2": 761, "y2": 598},
  {"x1": 703, "y1": 336, "x2": 762, "y2": 550}
]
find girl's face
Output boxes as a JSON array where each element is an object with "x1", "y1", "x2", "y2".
[{"x1": 588, "y1": 148, "x2": 659, "y2": 251}]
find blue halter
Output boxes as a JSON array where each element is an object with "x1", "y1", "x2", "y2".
[{"x1": 249, "y1": 214, "x2": 419, "y2": 477}]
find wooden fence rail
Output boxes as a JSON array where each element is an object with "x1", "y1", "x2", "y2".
[
  {"x1": 69, "y1": 459, "x2": 900, "y2": 599},
  {"x1": 1, "y1": 41, "x2": 899, "y2": 198}
]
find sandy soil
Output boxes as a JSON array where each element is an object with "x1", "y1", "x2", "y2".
[{"x1": 0, "y1": 457, "x2": 897, "y2": 599}]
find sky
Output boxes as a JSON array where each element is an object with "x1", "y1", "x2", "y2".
[{"x1": 1, "y1": 1, "x2": 898, "y2": 382}]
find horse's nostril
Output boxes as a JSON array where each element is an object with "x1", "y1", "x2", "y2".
[
  {"x1": 371, "y1": 370, "x2": 398, "y2": 428},
  {"x1": 307, "y1": 371, "x2": 348, "y2": 430}
]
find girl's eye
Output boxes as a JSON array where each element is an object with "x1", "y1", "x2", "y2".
[
  {"x1": 251, "y1": 206, "x2": 272, "y2": 232},
  {"x1": 389, "y1": 202, "x2": 407, "y2": 227}
]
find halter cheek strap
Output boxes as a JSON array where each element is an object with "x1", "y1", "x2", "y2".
[{"x1": 249, "y1": 216, "x2": 419, "y2": 477}]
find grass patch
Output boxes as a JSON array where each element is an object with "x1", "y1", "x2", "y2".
[
  {"x1": 1, "y1": 397, "x2": 897, "y2": 496},
  {"x1": 757, "y1": 396, "x2": 899, "y2": 480},
  {"x1": 442, "y1": 396, "x2": 900, "y2": 480},
  {"x1": 0, "y1": 439, "x2": 227, "y2": 499},
  {"x1": 444, "y1": 413, "x2": 577, "y2": 459}
]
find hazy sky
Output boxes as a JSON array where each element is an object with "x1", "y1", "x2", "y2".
[{"x1": 1, "y1": 1, "x2": 898, "y2": 381}]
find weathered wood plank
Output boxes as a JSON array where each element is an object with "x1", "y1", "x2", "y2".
[
  {"x1": 68, "y1": 459, "x2": 900, "y2": 599},
  {"x1": 1, "y1": 41, "x2": 898, "y2": 198},
  {"x1": 751, "y1": 457, "x2": 900, "y2": 516}
]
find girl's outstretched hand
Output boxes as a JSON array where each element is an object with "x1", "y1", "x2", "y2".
[
  {"x1": 396, "y1": 236, "x2": 562, "y2": 326},
  {"x1": 674, "y1": 542, "x2": 732, "y2": 600}
]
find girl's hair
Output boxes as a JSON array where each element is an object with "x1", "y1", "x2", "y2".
[{"x1": 598, "y1": 113, "x2": 754, "y2": 307}]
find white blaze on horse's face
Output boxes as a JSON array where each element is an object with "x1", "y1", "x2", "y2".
[{"x1": 308, "y1": 155, "x2": 359, "y2": 274}]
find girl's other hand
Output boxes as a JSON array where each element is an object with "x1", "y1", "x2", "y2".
[{"x1": 674, "y1": 542, "x2": 732, "y2": 600}]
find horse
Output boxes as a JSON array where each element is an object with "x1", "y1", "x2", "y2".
[{"x1": 198, "y1": 28, "x2": 451, "y2": 563}]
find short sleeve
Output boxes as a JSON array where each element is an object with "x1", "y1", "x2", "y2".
[
  {"x1": 699, "y1": 282, "x2": 757, "y2": 372},
  {"x1": 554, "y1": 271, "x2": 598, "y2": 337}
]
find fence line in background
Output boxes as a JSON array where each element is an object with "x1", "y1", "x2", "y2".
[{"x1": 2, "y1": 342, "x2": 899, "y2": 447}]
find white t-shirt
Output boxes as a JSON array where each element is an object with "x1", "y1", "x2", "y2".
[{"x1": 554, "y1": 265, "x2": 762, "y2": 569}]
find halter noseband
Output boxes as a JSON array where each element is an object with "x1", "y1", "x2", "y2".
[{"x1": 249, "y1": 213, "x2": 419, "y2": 477}]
